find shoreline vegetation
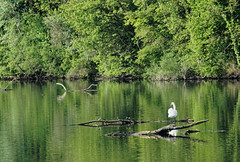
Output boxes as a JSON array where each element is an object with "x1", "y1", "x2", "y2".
[
  {"x1": 1, "y1": 1, "x2": 240, "y2": 81},
  {"x1": 1, "y1": 73, "x2": 240, "y2": 81}
]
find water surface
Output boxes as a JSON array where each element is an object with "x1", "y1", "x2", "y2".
[{"x1": 0, "y1": 80, "x2": 239, "y2": 161}]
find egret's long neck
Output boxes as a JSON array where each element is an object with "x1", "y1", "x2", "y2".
[
  {"x1": 56, "y1": 83, "x2": 67, "y2": 91},
  {"x1": 172, "y1": 103, "x2": 176, "y2": 110}
]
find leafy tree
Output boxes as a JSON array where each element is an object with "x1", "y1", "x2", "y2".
[
  {"x1": 1, "y1": 0, "x2": 240, "y2": 80},
  {"x1": 220, "y1": 0, "x2": 240, "y2": 66},
  {"x1": 60, "y1": 0, "x2": 138, "y2": 77},
  {"x1": 186, "y1": 0, "x2": 234, "y2": 77},
  {"x1": 0, "y1": 0, "x2": 66, "y2": 78},
  {"x1": 126, "y1": 0, "x2": 190, "y2": 79}
]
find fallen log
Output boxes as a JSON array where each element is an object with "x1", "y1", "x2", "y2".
[
  {"x1": 74, "y1": 119, "x2": 137, "y2": 127},
  {"x1": 144, "y1": 119, "x2": 208, "y2": 136},
  {"x1": 71, "y1": 118, "x2": 194, "y2": 127},
  {"x1": 105, "y1": 120, "x2": 208, "y2": 137}
]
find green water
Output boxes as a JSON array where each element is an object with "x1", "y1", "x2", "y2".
[{"x1": 0, "y1": 80, "x2": 239, "y2": 162}]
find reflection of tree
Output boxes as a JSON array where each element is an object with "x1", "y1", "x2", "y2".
[
  {"x1": 135, "y1": 134, "x2": 207, "y2": 143},
  {"x1": 97, "y1": 81, "x2": 141, "y2": 119},
  {"x1": 224, "y1": 90, "x2": 240, "y2": 161}
]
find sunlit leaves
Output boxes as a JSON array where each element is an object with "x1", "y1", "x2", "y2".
[
  {"x1": 60, "y1": 0, "x2": 138, "y2": 77},
  {"x1": 1, "y1": 0, "x2": 240, "y2": 79},
  {"x1": 186, "y1": 0, "x2": 231, "y2": 77},
  {"x1": 0, "y1": 1, "x2": 67, "y2": 78}
]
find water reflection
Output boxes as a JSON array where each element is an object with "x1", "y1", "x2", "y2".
[
  {"x1": 0, "y1": 80, "x2": 239, "y2": 161},
  {"x1": 57, "y1": 91, "x2": 67, "y2": 101},
  {"x1": 169, "y1": 129, "x2": 178, "y2": 136}
]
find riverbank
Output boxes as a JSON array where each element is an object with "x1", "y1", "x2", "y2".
[{"x1": 1, "y1": 72, "x2": 240, "y2": 82}]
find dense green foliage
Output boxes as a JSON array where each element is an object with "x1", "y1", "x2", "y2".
[{"x1": 0, "y1": 0, "x2": 240, "y2": 79}]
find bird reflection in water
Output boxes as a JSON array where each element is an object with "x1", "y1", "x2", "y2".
[{"x1": 168, "y1": 130, "x2": 178, "y2": 136}]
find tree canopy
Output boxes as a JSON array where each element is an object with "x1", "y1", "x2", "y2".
[{"x1": 0, "y1": 0, "x2": 240, "y2": 80}]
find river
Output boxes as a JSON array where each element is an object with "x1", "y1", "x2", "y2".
[{"x1": 0, "y1": 80, "x2": 239, "y2": 162}]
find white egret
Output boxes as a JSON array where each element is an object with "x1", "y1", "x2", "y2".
[
  {"x1": 168, "y1": 102, "x2": 178, "y2": 120},
  {"x1": 56, "y1": 83, "x2": 67, "y2": 92}
]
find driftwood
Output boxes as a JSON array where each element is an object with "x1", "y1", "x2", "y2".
[
  {"x1": 71, "y1": 118, "x2": 194, "y2": 127},
  {"x1": 71, "y1": 119, "x2": 139, "y2": 127},
  {"x1": 105, "y1": 120, "x2": 208, "y2": 137}
]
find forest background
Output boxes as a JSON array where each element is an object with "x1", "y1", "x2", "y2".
[{"x1": 0, "y1": 0, "x2": 240, "y2": 80}]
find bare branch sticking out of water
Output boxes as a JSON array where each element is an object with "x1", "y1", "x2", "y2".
[
  {"x1": 56, "y1": 83, "x2": 97, "y2": 92},
  {"x1": 83, "y1": 84, "x2": 98, "y2": 91},
  {"x1": 56, "y1": 83, "x2": 97, "y2": 99},
  {"x1": 1, "y1": 78, "x2": 15, "y2": 92}
]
